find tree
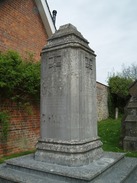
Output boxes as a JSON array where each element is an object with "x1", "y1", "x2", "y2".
[
  {"x1": 108, "y1": 76, "x2": 133, "y2": 98},
  {"x1": 107, "y1": 62, "x2": 137, "y2": 118},
  {"x1": 107, "y1": 74, "x2": 133, "y2": 118},
  {"x1": 118, "y1": 63, "x2": 137, "y2": 80}
]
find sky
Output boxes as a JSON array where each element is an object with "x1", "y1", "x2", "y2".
[{"x1": 47, "y1": 0, "x2": 137, "y2": 85}]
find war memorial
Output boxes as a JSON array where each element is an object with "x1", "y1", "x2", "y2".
[{"x1": 0, "y1": 24, "x2": 137, "y2": 182}]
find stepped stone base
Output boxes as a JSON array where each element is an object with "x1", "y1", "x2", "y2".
[
  {"x1": 0, "y1": 152, "x2": 137, "y2": 183},
  {"x1": 35, "y1": 138, "x2": 103, "y2": 166}
]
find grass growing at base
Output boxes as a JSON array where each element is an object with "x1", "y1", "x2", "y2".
[
  {"x1": 0, "y1": 150, "x2": 35, "y2": 164},
  {"x1": 98, "y1": 118, "x2": 137, "y2": 158},
  {"x1": 0, "y1": 118, "x2": 137, "y2": 164}
]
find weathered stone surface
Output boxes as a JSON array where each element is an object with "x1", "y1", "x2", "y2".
[
  {"x1": 124, "y1": 136, "x2": 137, "y2": 151},
  {"x1": 123, "y1": 80, "x2": 137, "y2": 151},
  {"x1": 0, "y1": 24, "x2": 137, "y2": 183},
  {"x1": 40, "y1": 24, "x2": 97, "y2": 141},
  {"x1": 35, "y1": 139, "x2": 103, "y2": 166},
  {"x1": 92, "y1": 157, "x2": 137, "y2": 183},
  {"x1": 42, "y1": 24, "x2": 93, "y2": 53},
  {"x1": 129, "y1": 80, "x2": 137, "y2": 97},
  {"x1": 35, "y1": 23, "x2": 103, "y2": 166},
  {"x1": 96, "y1": 82, "x2": 109, "y2": 121},
  {"x1": 0, "y1": 153, "x2": 137, "y2": 183}
]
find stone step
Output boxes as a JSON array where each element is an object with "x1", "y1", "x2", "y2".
[
  {"x1": 92, "y1": 157, "x2": 137, "y2": 183},
  {"x1": 0, "y1": 152, "x2": 125, "y2": 183},
  {"x1": 0, "y1": 153, "x2": 137, "y2": 183},
  {"x1": 4, "y1": 152, "x2": 125, "y2": 182},
  {"x1": 124, "y1": 167, "x2": 137, "y2": 183},
  {"x1": 0, "y1": 164, "x2": 66, "y2": 183}
]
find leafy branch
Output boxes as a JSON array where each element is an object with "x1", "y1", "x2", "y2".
[{"x1": 0, "y1": 50, "x2": 40, "y2": 103}]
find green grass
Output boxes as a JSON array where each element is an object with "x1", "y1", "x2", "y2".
[
  {"x1": 0, "y1": 118, "x2": 137, "y2": 164},
  {"x1": 0, "y1": 150, "x2": 35, "y2": 164},
  {"x1": 98, "y1": 118, "x2": 137, "y2": 158}
]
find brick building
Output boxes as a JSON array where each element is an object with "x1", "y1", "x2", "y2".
[
  {"x1": 0, "y1": 0, "x2": 56, "y2": 157},
  {"x1": 0, "y1": 0, "x2": 109, "y2": 157},
  {"x1": 0, "y1": 0, "x2": 55, "y2": 60}
]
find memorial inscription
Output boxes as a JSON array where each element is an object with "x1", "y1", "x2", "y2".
[
  {"x1": 48, "y1": 55, "x2": 62, "y2": 70},
  {"x1": 85, "y1": 57, "x2": 93, "y2": 70}
]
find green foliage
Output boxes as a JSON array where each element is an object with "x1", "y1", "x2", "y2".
[
  {"x1": 0, "y1": 50, "x2": 40, "y2": 102},
  {"x1": 98, "y1": 118, "x2": 137, "y2": 158},
  {"x1": 107, "y1": 74, "x2": 133, "y2": 117},
  {"x1": 107, "y1": 63, "x2": 136, "y2": 117},
  {"x1": 108, "y1": 91, "x2": 115, "y2": 118},
  {"x1": 0, "y1": 111, "x2": 10, "y2": 142},
  {"x1": 0, "y1": 150, "x2": 35, "y2": 164},
  {"x1": 108, "y1": 76, "x2": 133, "y2": 98},
  {"x1": 119, "y1": 63, "x2": 137, "y2": 81},
  {"x1": 98, "y1": 118, "x2": 121, "y2": 152}
]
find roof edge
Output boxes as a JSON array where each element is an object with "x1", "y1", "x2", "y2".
[
  {"x1": 35, "y1": 0, "x2": 56, "y2": 37},
  {"x1": 96, "y1": 81, "x2": 109, "y2": 88}
]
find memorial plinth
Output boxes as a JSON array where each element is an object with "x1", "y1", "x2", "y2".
[
  {"x1": 0, "y1": 24, "x2": 137, "y2": 183},
  {"x1": 35, "y1": 24, "x2": 103, "y2": 166}
]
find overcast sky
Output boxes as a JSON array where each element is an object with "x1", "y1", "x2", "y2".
[{"x1": 47, "y1": 0, "x2": 137, "y2": 85}]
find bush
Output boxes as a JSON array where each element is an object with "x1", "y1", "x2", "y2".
[
  {"x1": 0, "y1": 50, "x2": 40, "y2": 102},
  {"x1": 0, "y1": 111, "x2": 10, "y2": 142},
  {"x1": 107, "y1": 76, "x2": 133, "y2": 117}
]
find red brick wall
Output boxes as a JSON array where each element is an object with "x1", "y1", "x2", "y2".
[
  {"x1": 0, "y1": 0, "x2": 48, "y2": 157},
  {"x1": 0, "y1": 0, "x2": 48, "y2": 60},
  {"x1": 0, "y1": 101, "x2": 40, "y2": 157}
]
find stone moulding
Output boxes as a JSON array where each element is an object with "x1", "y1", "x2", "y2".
[
  {"x1": 41, "y1": 24, "x2": 95, "y2": 55},
  {"x1": 41, "y1": 42, "x2": 96, "y2": 56},
  {"x1": 36, "y1": 138, "x2": 103, "y2": 153},
  {"x1": 35, "y1": 150, "x2": 103, "y2": 167},
  {"x1": 35, "y1": 137, "x2": 103, "y2": 167}
]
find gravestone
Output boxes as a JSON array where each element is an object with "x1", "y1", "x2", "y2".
[
  {"x1": 0, "y1": 24, "x2": 137, "y2": 183},
  {"x1": 123, "y1": 80, "x2": 137, "y2": 151},
  {"x1": 35, "y1": 24, "x2": 103, "y2": 166}
]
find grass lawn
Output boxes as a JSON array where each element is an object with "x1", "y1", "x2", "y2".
[
  {"x1": 98, "y1": 118, "x2": 137, "y2": 158},
  {"x1": 0, "y1": 118, "x2": 137, "y2": 164},
  {"x1": 0, "y1": 150, "x2": 35, "y2": 164}
]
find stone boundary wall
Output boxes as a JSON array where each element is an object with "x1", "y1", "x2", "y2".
[{"x1": 96, "y1": 82, "x2": 109, "y2": 121}]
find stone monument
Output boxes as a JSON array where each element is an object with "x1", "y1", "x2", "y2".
[
  {"x1": 123, "y1": 80, "x2": 137, "y2": 151},
  {"x1": 35, "y1": 23, "x2": 103, "y2": 166},
  {"x1": 0, "y1": 24, "x2": 137, "y2": 183}
]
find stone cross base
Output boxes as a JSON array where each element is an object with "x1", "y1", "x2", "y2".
[
  {"x1": 124, "y1": 136, "x2": 137, "y2": 151},
  {"x1": 35, "y1": 138, "x2": 103, "y2": 166},
  {"x1": 1, "y1": 152, "x2": 137, "y2": 183},
  {"x1": 123, "y1": 96, "x2": 137, "y2": 151}
]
